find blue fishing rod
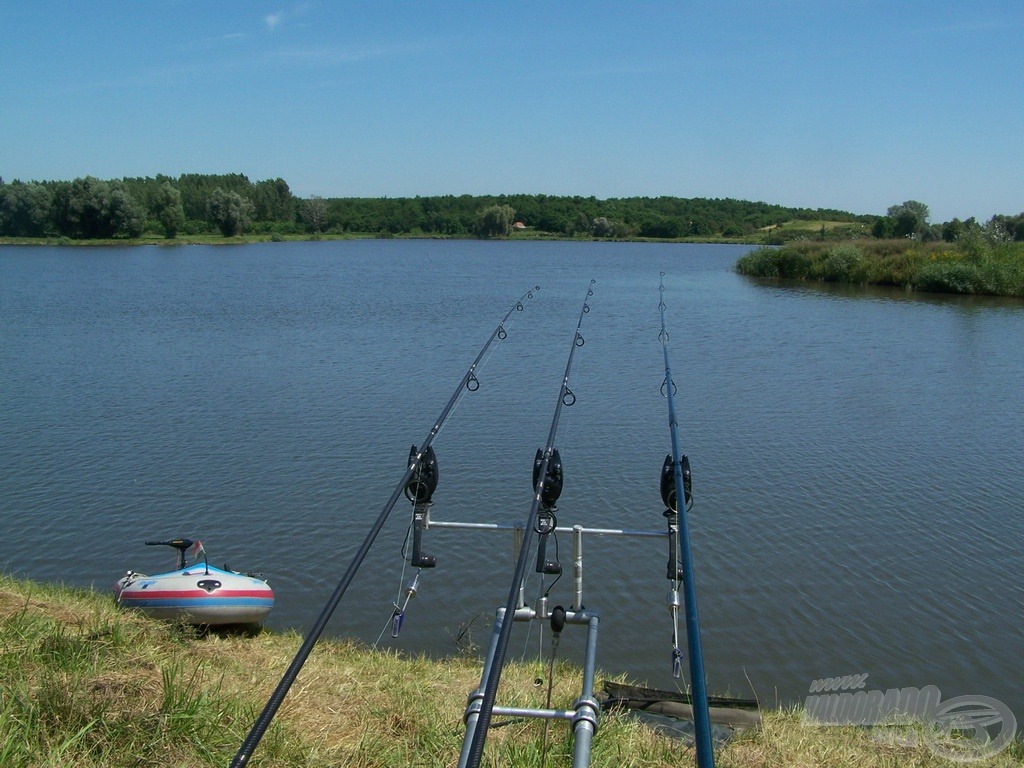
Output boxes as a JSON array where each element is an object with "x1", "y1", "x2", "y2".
[
  {"x1": 658, "y1": 273, "x2": 715, "y2": 767},
  {"x1": 231, "y1": 285, "x2": 540, "y2": 768},
  {"x1": 462, "y1": 280, "x2": 595, "y2": 768}
]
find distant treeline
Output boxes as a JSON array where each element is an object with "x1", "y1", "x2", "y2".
[
  {"x1": 1, "y1": 173, "x2": 1021, "y2": 243},
  {"x1": 0, "y1": 172, "x2": 872, "y2": 241}
]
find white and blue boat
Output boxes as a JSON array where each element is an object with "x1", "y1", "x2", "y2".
[{"x1": 114, "y1": 538, "x2": 274, "y2": 626}]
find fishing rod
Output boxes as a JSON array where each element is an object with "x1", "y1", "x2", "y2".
[
  {"x1": 230, "y1": 284, "x2": 540, "y2": 768},
  {"x1": 461, "y1": 279, "x2": 595, "y2": 768},
  {"x1": 658, "y1": 273, "x2": 715, "y2": 768}
]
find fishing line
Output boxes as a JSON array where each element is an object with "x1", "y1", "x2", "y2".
[
  {"x1": 462, "y1": 279, "x2": 595, "y2": 768},
  {"x1": 231, "y1": 285, "x2": 540, "y2": 768},
  {"x1": 385, "y1": 287, "x2": 539, "y2": 643},
  {"x1": 658, "y1": 272, "x2": 715, "y2": 768},
  {"x1": 520, "y1": 576, "x2": 546, "y2": 659},
  {"x1": 540, "y1": 605, "x2": 566, "y2": 763}
]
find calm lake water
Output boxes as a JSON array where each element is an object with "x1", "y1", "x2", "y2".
[{"x1": 2, "y1": 240, "x2": 1022, "y2": 722}]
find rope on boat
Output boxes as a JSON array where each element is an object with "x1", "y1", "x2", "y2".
[{"x1": 230, "y1": 284, "x2": 540, "y2": 768}]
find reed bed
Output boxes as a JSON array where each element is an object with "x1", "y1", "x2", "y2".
[{"x1": 736, "y1": 240, "x2": 1024, "y2": 297}]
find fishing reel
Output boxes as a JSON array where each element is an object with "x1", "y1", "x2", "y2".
[
  {"x1": 533, "y1": 448, "x2": 563, "y2": 575},
  {"x1": 532, "y1": 448, "x2": 563, "y2": 508},
  {"x1": 404, "y1": 445, "x2": 439, "y2": 504},
  {"x1": 660, "y1": 453, "x2": 692, "y2": 513},
  {"x1": 404, "y1": 445, "x2": 438, "y2": 568}
]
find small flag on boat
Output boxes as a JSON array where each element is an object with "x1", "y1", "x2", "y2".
[{"x1": 191, "y1": 540, "x2": 206, "y2": 563}]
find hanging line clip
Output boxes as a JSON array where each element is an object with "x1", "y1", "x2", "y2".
[{"x1": 390, "y1": 571, "x2": 421, "y2": 638}]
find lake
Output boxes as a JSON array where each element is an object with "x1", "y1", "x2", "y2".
[{"x1": 2, "y1": 239, "x2": 1022, "y2": 724}]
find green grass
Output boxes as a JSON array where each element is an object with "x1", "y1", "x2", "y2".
[
  {"x1": 736, "y1": 239, "x2": 1024, "y2": 297},
  {"x1": 2, "y1": 575, "x2": 1021, "y2": 766}
]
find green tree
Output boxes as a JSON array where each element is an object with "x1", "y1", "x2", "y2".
[
  {"x1": 477, "y1": 204, "x2": 515, "y2": 238},
  {"x1": 941, "y1": 217, "x2": 981, "y2": 243},
  {"x1": 252, "y1": 178, "x2": 295, "y2": 222},
  {"x1": 107, "y1": 184, "x2": 146, "y2": 238},
  {"x1": 638, "y1": 215, "x2": 682, "y2": 239},
  {"x1": 872, "y1": 216, "x2": 896, "y2": 238},
  {"x1": 207, "y1": 187, "x2": 255, "y2": 236},
  {"x1": 300, "y1": 195, "x2": 328, "y2": 233},
  {"x1": 589, "y1": 216, "x2": 628, "y2": 238},
  {"x1": 0, "y1": 181, "x2": 52, "y2": 237},
  {"x1": 179, "y1": 173, "x2": 251, "y2": 221},
  {"x1": 989, "y1": 213, "x2": 1024, "y2": 242},
  {"x1": 886, "y1": 200, "x2": 931, "y2": 240},
  {"x1": 50, "y1": 177, "x2": 145, "y2": 239},
  {"x1": 57, "y1": 176, "x2": 108, "y2": 238},
  {"x1": 153, "y1": 182, "x2": 186, "y2": 238}
]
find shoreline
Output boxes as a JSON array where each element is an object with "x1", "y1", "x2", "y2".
[
  {"x1": 0, "y1": 232, "x2": 762, "y2": 247},
  {"x1": 3, "y1": 573, "x2": 1020, "y2": 766}
]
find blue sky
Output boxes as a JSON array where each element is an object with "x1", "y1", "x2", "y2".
[{"x1": 2, "y1": 1, "x2": 1021, "y2": 222}]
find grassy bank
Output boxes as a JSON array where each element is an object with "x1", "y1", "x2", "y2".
[
  {"x1": 2, "y1": 575, "x2": 1019, "y2": 766},
  {"x1": 736, "y1": 239, "x2": 1024, "y2": 297}
]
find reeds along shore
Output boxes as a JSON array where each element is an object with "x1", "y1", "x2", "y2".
[
  {"x1": 2, "y1": 575, "x2": 1021, "y2": 767},
  {"x1": 736, "y1": 239, "x2": 1024, "y2": 297}
]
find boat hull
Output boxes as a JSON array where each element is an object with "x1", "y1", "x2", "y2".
[{"x1": 114, "y1": 564, "x2": 274, "y2": 625}]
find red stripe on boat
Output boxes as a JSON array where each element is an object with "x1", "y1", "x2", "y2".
[{"x1": 120, "y1": 589, "x2": 272, "y2": 599}]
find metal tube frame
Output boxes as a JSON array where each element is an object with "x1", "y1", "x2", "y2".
[
  {"x1": 458, "y1": 605, "x2": 601, "y2": 768},
  {"x1": 429, "y1": 512, "x2": 665, "y2": 768}
]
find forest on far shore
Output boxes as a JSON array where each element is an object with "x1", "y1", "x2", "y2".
[{"x1": 1, "y1": 173, "x2": 1022, "y2": 245}]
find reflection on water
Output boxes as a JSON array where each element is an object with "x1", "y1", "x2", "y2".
[{"x1": 2, "y1": 241, "x2": 1022, "y2": 723}]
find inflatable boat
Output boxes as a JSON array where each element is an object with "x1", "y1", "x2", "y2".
[{"x1": 114, "y1": 538, "x2": 274, "y2": 625}]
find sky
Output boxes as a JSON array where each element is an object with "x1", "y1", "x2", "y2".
[{"x1": 1, "y1": 1, "x2": 1022, "y2": 223}]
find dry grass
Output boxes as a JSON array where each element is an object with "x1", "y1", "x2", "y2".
[{"x1": 1, "y1": 575, "x2": 1019, "y2": 766}]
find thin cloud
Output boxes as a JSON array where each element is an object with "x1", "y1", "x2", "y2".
[
  {"x1": 911, "y1": 18, "x2": 1003, "y2": 36},
  {"x1": 267, "y1": 41, "x2": 434, "y2": 67},
  {"x1": 183, "y1": 31, "x2": 248, "y2": 51},
  {"x1": 264, "y1": 4, "x2": 313, "y2": 32}
]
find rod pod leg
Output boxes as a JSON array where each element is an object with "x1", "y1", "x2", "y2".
[
  {"x1": 458, "y1": 607, "x2": 507, "y2": 768},
  {"x1": 571, "y1": 613, "x2": 601, "y2": 768}
]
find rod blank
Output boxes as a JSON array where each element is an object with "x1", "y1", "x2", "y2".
[
  {"x1": 659, "y1": 273, "x2": 716, "y2": 768},
  {"x1": 230, "y1": 285, "x2": 539, "y2": 768},
  {"x1": 462, "y1": 279, "x2": 595, "y2": 768}
]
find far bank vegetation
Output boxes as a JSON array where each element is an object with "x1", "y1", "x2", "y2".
[
  {"x1": 4, "y1": 177, "x2": 1022, "y2": 297},
  {"x1": 738, "y1": 201, "x2": 1024, "y2": 297},
  {"x1": 0, "y1": 173, "x2": 892, "y2": 242}
]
